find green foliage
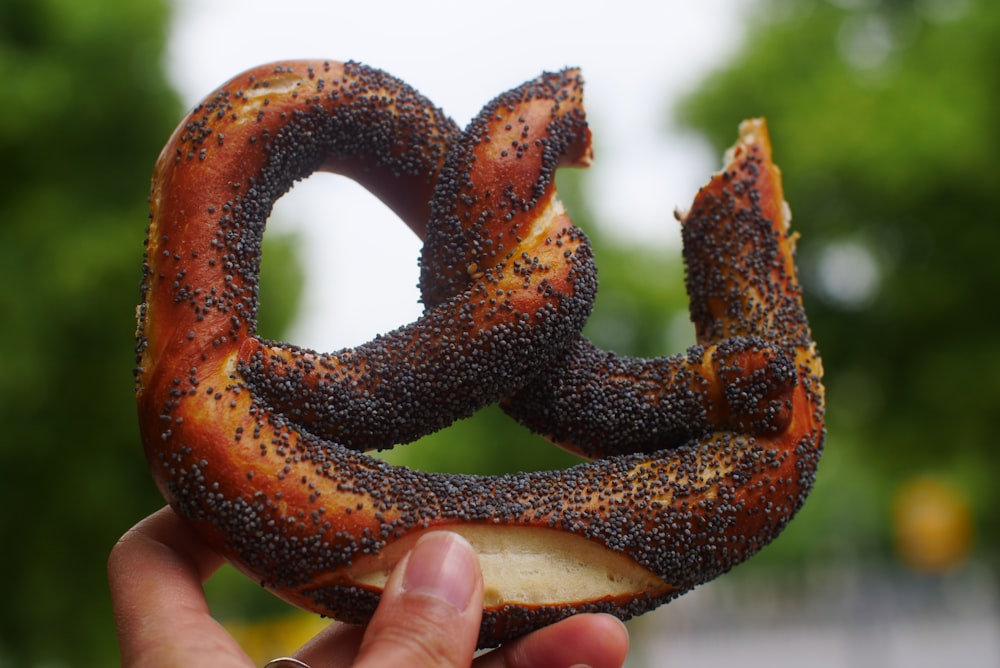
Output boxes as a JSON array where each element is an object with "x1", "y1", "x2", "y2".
[
  {"x1": 0, "y1": 1, "x2": 305, "y2": 663},
  {"x1": 678, "y1": 0, "x2": 1000, "y2": 564},
  {"x1": 0, "y1": 2, "x2": 177, "y2": 663}
]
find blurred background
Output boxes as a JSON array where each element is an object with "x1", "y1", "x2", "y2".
[{"x1": 1, "y1": 0, "x2": 997, "y2": 665}]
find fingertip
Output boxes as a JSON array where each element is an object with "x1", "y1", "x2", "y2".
[
  {"x1": 493, "y1": 613, "x2": 630, "y2": 668},
  {"x1": 591, "y1": 612, "x2": 630, "y2": 646},
  {"x1": 109, "y1": 506, "x2": 225, "y2": 585},
  {"x1": 563, "y1": 614, "x2": 630, "y2": 668},
  {"x1": 401, "y1": 531, "x2": 481, "y2": 612},
  {"x1": 354, "y1": 531, "x2": 484, "y2": 667},
  {"x1": 591, "y1": 613, "x2": 631, "y2": 664},
  {"x1": 108, "y1": 507, "x2": 249, "y2": 667}
]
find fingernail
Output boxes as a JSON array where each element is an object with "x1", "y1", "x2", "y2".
[{"x1": 402, "y1": 531, "x2": 478, "y2": 612}]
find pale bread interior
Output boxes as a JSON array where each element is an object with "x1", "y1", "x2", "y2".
[{"x1": 351, "y1": 525, "x2": 668, "y2": 606}]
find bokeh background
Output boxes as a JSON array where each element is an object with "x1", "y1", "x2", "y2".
[{"x1": 1, "y1": 0, "x2": 997, "y2": 665}]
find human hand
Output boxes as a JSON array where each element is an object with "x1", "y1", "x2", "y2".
[{"x1": 108, "y1": 507, "x2": 630, "y2": 667}]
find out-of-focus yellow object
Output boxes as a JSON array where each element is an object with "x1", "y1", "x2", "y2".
[
  {"x1": 892, "y1": 476, "x2": 973, "y2": 573},
  {"x1": 224, "y1": 612, "x2": 332, "y2": 664}
]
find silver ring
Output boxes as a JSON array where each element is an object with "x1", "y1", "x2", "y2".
[{"x1": 264, "y1": 659, "x2": 310, "y2": 668}]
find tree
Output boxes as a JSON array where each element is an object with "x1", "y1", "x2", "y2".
[
  {"x1": 0, "y1": 2, "x2": 302, "y2": 663},
  {"x1": 677, "y1": 0, "x2": 1000, "y2": 565}
]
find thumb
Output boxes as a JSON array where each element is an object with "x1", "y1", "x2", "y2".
[{"x1": 353, "y1": 531, "x2": 484, "y2": 668}]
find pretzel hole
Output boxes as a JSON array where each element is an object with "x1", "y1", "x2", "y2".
[{"x1": 257, "y1": 172, "x2": 422, "y2": 349}]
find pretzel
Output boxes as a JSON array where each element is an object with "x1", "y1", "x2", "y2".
[{"x1": 136, "y1": 59, "x2": 824, "y2": 649}]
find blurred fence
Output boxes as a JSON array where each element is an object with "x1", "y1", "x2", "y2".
[{"x1": 625, "y1": 564, "x2": 999, "y2": 667}]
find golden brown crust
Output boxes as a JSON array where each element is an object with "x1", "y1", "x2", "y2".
[{"x1": 137, "y1": 55, "x2": 824, "y2": 651}]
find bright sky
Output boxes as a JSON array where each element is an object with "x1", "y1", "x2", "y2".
[{"x1": 166, "y1": 0, "x2": 750, "y2": 350}]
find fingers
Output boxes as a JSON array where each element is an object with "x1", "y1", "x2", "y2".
[
  {"x1": 296, "y1": 533, "x2": 629, "y2": 668},
  {"x1": 351, "y1": 531, "x2": 484, "y2": 668},
  {"x1": 476, "y1": 613, "x2": 629, "y2": 668},
  {"x1": 110, "y1": 512, "x2": 628, "y2": 668},
  {"x1": 107, "y1": 506, "x2": 253, "y2": 667},
  {"x1": 291, "y1": 622, "x2": 366, "y2": 667}
]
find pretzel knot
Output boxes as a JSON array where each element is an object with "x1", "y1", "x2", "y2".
[{"x1": 136, "y1": 60, "x2": 825, "y2": 648}]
